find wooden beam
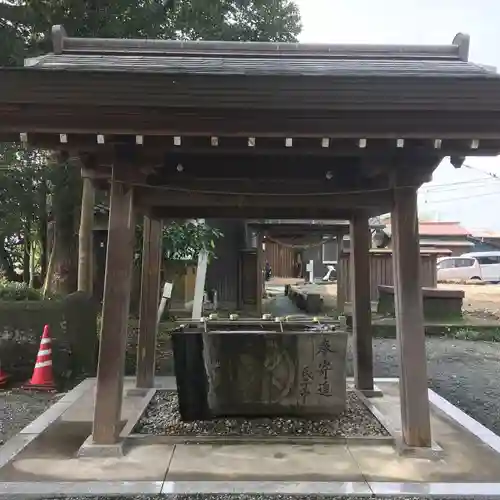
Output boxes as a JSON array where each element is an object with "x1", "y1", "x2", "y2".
[
  {"x1": 3, "y1": 68, "x2": 500, "y2": 116},
  {"x1": 148, "y1": 206, "x2": 387, "y2": 220},
  {"x1": 92, "y1": 178, "x2": 135, "y2": 445},
  {"x1": 136, "y1": 216, "x2": 163, "y2": 389},
  {"x1": 136, "y1": 186, "x2": 393, "y2": 210},
  {"x1": 3, "y1": 100, "x2": 500, "y2": 138},
  {"x1": 392, "y1": 186, "x2": 432, "y2": 448},
  {"x1": 2, "y1": 133, "x2": 496, "y2": 158},
  {"x1": 79, "y1": 165, "x2": 438, "y2": 196},
  {"x1": 144, "y1": 171, "x2": 430, "y2": 191},
  {"x1": 350, "y1": 213, "x2": 374, "y2": 392},
  {"x1": 260, "y1": 227, "x2": 348, "y2": 238}
]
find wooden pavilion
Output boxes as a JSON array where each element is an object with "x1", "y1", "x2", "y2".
[{"x1": 2, "y1": 27, "x2": 500, "y2": 451}]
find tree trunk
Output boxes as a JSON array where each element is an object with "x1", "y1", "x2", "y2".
[
  {"x1": 48, "y1": 219, "x2": 79, "y2": 295},
  {"x1": 42, "y1": 222, "x2": 56, "y2": 298},
  {"x1": 45, "y1": 157, "x2": 81, "y2": 296},
  {"x1": 39, "y1": 178, "x2": 48, "y2": 282},
  {"x1": 78, "y1": 177, "x2": 95, "y2": 294},
  {"x1": 23, "y1": 222, "x2": 30, "y2": 285},
  {"x1": 29, "y1": 239, "x2": 35, "y2": 288}
]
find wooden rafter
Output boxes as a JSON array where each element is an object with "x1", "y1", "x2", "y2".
[{"x1": 3, "y1": 133, "x2": 500, "y2": 159}]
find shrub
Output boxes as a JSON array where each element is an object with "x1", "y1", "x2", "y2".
[{"x1": 0, "y1": 280, "x2": 43, "y2": 301}]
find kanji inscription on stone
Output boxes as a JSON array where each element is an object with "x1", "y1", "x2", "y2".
[
  {"x1": 295, "y1": 332, "x2": 347, "y2": 414},
  {"x1": 299, "y1": 365, "x2": 314, "y2": 403}
]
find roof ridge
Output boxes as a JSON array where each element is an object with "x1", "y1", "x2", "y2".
[{"x1": 50, "y1": 25, "x2": 469, "y2": 62}]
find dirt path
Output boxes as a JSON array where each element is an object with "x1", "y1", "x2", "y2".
[{"x1": 439, "y1": 282, "x2": 500, "y2": 316}]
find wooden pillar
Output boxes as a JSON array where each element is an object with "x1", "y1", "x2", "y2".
[
  {"x1": 336, "y1": 232, "x2": 345, "y2": 313},
  {"x1": 337, "y1": 230, "x2": 350, "y2": 315},
  {"x1": 392, "y1": 187, "x2": 432, "y2": 447},
  {"x1": 256, "y1": 231, "x2": 264, "y2": 317},
  {"x1": 350, "y1": 214, "x2": 374, "y2": 391},
  {"x1": 136, "y1": 216, "x2": 163, "y2": 389},
  {"x1": 92, "y1": 179, "x2": 135, "y2": 445}
]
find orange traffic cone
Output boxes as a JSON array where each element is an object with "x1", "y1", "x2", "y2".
[
  {"x1": 24, "y1": 325, "x2": 56, "y2": 391},
  {"x1": 0, "y1": 360, "x2": 8, "y2": 387}
]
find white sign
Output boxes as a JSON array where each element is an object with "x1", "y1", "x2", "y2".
[
  {"x1": 162, "y1": 282, "x2": 173, "y2": 299},
  {"x1": 192, "y1": 250, "x2": 209, "y2": 320},
  {"x1": 306, "y1": 260, "x2": 314, "y2": 283},
  {"x1": 157, "y1": 281, "x2": 173, "y2": 324}
]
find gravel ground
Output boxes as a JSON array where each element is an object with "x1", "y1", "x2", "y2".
[
  {"x1": 134, "y1": 391, "x2": 388, "y2": 437},
  {"x1": 0, "y1": 389, "x2": 56, "y2": 445},
  {"x1": 3, "y1": 338, "x2": 496, "y2": 443},
  {"x1": 134, "y1": 337, "x2": 500, "y2": 438},
  {"x1": 2, "y1": 339, "x2": 500, "y2": 441},
  {"x1": 2, "y1": 338, "x2": 500, "y2": 500},
  {"x1": 371, "y1": 337, "x2": 500, "y2": 436}
]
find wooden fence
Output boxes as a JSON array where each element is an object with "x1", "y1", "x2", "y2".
[
  {"x1": 338, "y1": 249, "x2": 440, "y2": 305},
  {"x1": 264, "y1": 241, "x2": 296, "y2": 278}
]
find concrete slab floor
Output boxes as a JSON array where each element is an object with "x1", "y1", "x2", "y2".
[
  {"x1": 166, "y1": 443, "x2": 364, "y2": 481},
  {"x1": 0, "y1": 409, "x2": 173, "y2": 481},
  {"x1": 2, "y1": 377, "x2": 500, "y2": 490},
  {"x1": 366, "y1": 382, "x2": 500, "y2": 482},
  {"x1": 0, "y1": 436, "x2": 174, "y2": 482},
  {"x1": 59, "y1": 379, "x2": 151, "y2": 424}
]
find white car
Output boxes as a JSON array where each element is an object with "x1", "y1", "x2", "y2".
[{"x1": 437, "y1": 252, "x2": 500, "y2": 282}]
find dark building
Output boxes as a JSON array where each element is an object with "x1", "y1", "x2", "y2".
[{"x1": 468, "y1": 230, "x2": 500, "y2": 252}]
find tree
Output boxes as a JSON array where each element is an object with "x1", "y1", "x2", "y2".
[
  {"x1": 165, "y1": 0, "x2": 301, "y2": 42},
  {"x1": 77, "y1": 177, "x2": 95, "y2": 293},
  {"x1": 0, "y1": 144, "x2": 47, "y2": 284},
  {"x1": 2, "y1": 0, "x2": 301, "y2": 51},
  {"x1": 134, "y1": 220, "x2": 223, "y2": 267},
  {"x1": 0, "y1": 0, "x2": 302, "y2": 293},
  {"x1": 162, "y1": 221, "x2": 223, "y2": 261}
]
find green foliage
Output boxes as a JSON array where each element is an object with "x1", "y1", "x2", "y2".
[
  {"x1": 0, "y1": 278, "x2": 42, "y2": 301},
  {"x1": 135, "y1": 220, "x2": 223, "y2": 263},
  {"x1": 0, "y1": 144, "x2": 48, "y2": 281},
  {"x1": 166, "y1": 0, "x2": 301, "y2": 42},
  {"x1": 162, "y1": 220, "x2": 223, "y2": 261},
  {"x1": 2, "y1": 0, "x2": 301, "y2": 57},
  {"x1": 0, "y1": 0, "x2": 302, "y2": 291}
]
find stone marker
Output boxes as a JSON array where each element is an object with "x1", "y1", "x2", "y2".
[{"x1": 203, "y1": 327, "x2": 348, "y2": 417}]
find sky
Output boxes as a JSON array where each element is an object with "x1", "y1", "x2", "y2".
[{"x1": 295, "y1": 0, "x2": 500, "y2": 232}]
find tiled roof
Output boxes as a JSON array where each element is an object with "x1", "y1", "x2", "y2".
[
  {"x1": 418, "y1": 222, "x2": 470, "y2": 237},
  {"x1": 26, "y1": 53, "x2": 497, "y2": 78},
  {"x1": 22, "y1": 26, "x2": 498, "y2": 79},
  {"x1": 384, "y1": 221, "x2": 470, "y2": 237},
  {"x1": 468, "y1": 229, "x2": 500, "y2": 239}
]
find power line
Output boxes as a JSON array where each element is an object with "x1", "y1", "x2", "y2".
[
  {"x1": 420, "y1": 178, "x2": 496, "y2": 194},
  {"x1": 422, "y1": 189, "x2": 500, "y2": 204},
  {"x1": 462, "y1": 163, "x2": 500, "y2": 180},
  {"x1": 419, "y1": 164, "x2": 500, "y2": 195}
]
